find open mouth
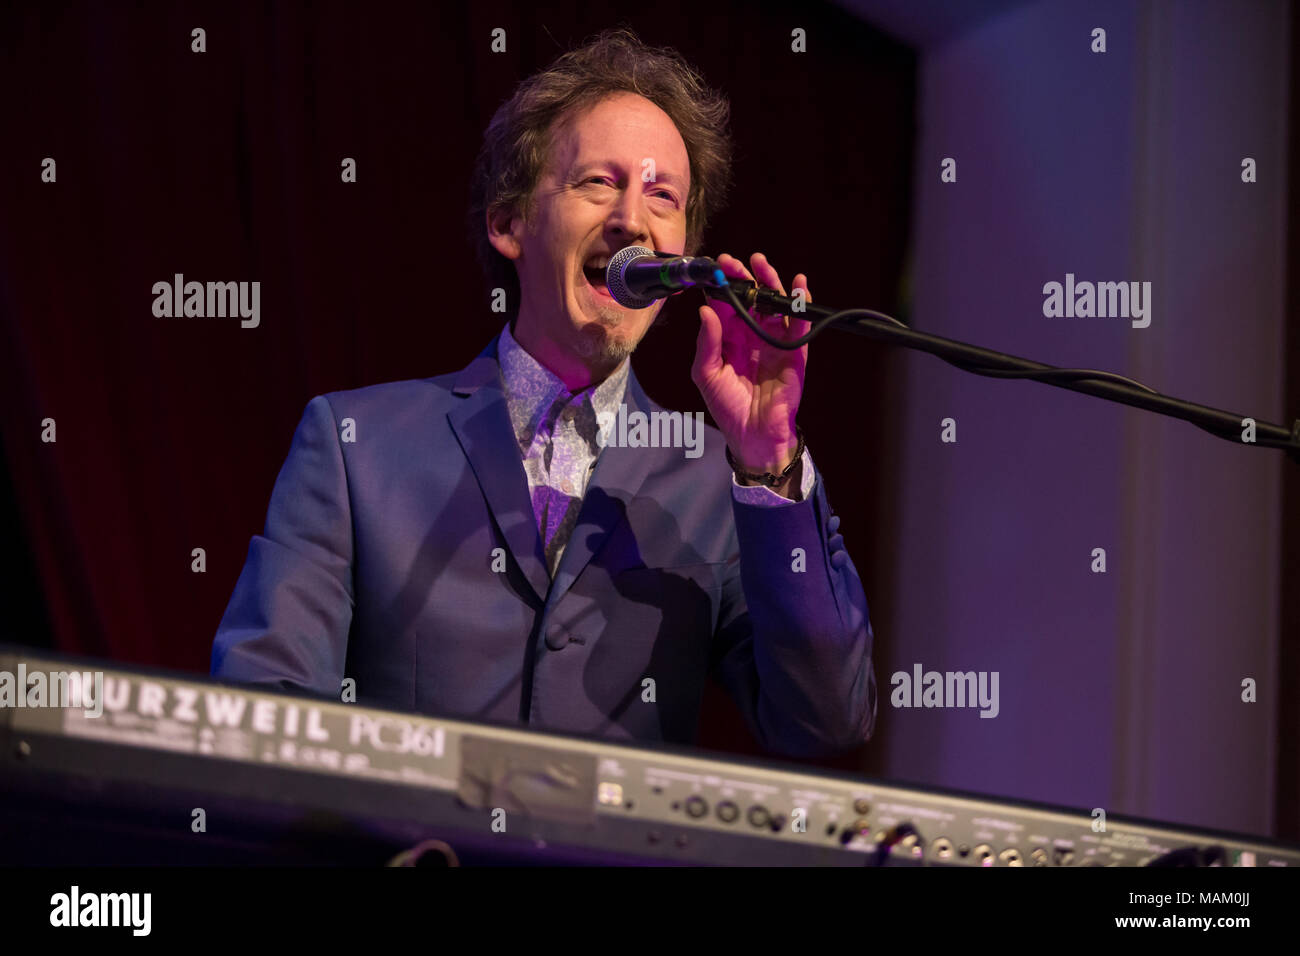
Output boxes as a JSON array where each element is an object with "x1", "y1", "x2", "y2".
[{"x1": 583, "y1": 254, "x2": 613, "y2": 296}]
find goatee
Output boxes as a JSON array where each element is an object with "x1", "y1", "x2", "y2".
[{"x1": 575, "y1": 308, "x2": 649, "y2": 366}]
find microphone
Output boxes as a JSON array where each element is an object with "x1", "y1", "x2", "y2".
[{"x1": 605, "y1": 245, "x2": 728, "y2": 309}]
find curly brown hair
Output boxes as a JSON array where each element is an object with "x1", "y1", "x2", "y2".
[{"x1": 467, "y1": 28, "x2": 733, "y2": 315}]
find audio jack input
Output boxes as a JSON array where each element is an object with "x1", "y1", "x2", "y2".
[
  {"x1": 894, "y1": 832, "x2": 923, "y2": 859},
  {"x1": 838, "y1": 819, "x2": 870, "y2": 846}
]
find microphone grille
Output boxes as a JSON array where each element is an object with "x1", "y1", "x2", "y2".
[{"x1": 606, "y1": 245, "x2": 658, "y2": 309}]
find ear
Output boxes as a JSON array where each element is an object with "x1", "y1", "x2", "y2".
[{"x1": 486, "y1": 203, "x2": 523, "y2": 261}]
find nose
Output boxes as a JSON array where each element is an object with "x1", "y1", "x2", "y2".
[{"x1": 604, "y1": 185, "x2": 651, "y2": 248}]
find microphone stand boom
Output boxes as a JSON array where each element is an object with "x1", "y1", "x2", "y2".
[{"x1": 704, "y1": 280, "x2": 1300, "y2": 464}]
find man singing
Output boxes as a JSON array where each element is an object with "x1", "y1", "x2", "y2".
[{"x1": 212, "y1": 29, "x2": 877, "y2": 758}]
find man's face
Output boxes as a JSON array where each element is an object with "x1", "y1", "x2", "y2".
[{"x1": 490, "y1": 92, "x2": 690, "y2": 387}]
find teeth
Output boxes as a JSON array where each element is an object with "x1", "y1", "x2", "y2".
[{"x1": 586, "y1": 256, "x2": 610, "y2": 269}]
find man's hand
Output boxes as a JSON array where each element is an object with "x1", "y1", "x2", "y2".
[{"x1": 691, "y1": 252, "x2": 811, "y2": 478}]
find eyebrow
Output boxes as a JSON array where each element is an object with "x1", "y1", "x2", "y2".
[{"x1": 571, "y1": 162, "x2": 686, "y2": 186}]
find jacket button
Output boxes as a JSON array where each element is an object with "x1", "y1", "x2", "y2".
[
  {"x1": 545, "y1": 624, "x2": 568, "y2": 650},
  {"x1": 830, "y1": 550, "x2": 848, "y2": 569},
  {"x1": 828, "y1": 533, "x2": 845, "y2": 553},
  {"x1": 828, "y1": 514, "x2": 841, "y2": 534}
]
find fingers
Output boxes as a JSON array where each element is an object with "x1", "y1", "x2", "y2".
[
  {"x1": 713, "y1": 252, "x2": 754, "y2": 288},
  {"x1": 713, "y1": 251, "x2": 768, "y2": 326},
  {"x1": 750, "y1": 252, "x2": 784, "y2": 295},
  {"x1": 790, "y1": 272, "x2": 813, "y2": 339},
  {"x1": 691, "y1": 303, "x2": 724, "y2": 386},
  {"x1": 714, "y1": 251, "x2": 813, "y2": 347},
  {"x1": 748, "y1": 253, "x2": 812, "y2": 342}
]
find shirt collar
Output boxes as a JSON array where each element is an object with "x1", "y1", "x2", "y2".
[{"x1": 497, "y1": 321, "x2": 630, "y2": 452}]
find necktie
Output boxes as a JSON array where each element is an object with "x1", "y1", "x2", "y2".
[{"x1": 531, "y1": 392, "x2": 599, "y2": 576}]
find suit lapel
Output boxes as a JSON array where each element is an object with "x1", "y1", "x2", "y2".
[
  {"x1": 547, "y1": 371, "x2": 656, "y2": 609},
  {"x1": 447, "y1": 337, "x2": 550, "y2": 604}
]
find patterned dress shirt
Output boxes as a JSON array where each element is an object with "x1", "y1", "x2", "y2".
[{"x1": 496, "y1": 322, "x2": 814, "y2": 576}]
